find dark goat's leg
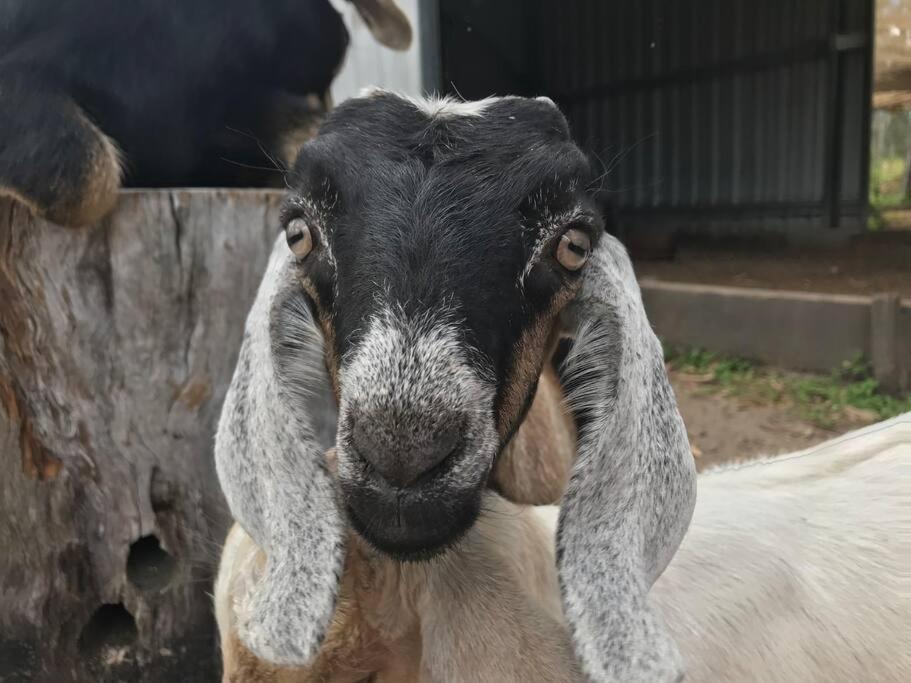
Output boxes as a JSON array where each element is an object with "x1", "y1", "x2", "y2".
[{"x1": 0, "y1": 74, "x2": 121, "y2": 227}]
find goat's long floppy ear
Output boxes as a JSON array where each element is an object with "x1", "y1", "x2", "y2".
[
  {"x1": 349, "y1": 0, "x2": 413, "y2": 51},
  {"x1": 215, "y1": 236, "x2": 343, "y2": 666},
  {"x1": 557, "y1": 234, "x2": 697, "y2": 682}
]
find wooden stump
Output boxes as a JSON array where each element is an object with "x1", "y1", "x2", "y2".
[{"x1": 0, "y1": 190, "x2": 282, "y2": 682}]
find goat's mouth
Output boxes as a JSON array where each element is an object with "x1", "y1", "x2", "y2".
[{"x1": 336, "y1": 445, "x2": 490, "y2": 561}]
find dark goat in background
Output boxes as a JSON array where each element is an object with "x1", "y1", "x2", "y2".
[{"x1": 0, "y1": 0, "x2": 411, "y2": 226}]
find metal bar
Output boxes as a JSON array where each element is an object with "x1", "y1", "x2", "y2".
[
  {"x1": 731, "y1": 0, "x2": 743, "y2": 204},
  {"x1": 857, "y1": 0, "x2": 875, "y2": 229},
  {"x1": 824, "y1": 0, "x2": 846, "y2": 228}
]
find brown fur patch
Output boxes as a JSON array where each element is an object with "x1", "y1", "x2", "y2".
[
  {"x1": 495, "y1": 283, "x2": 580, "y2": 441},
  {"x1": 299, "y1": 275, "x2": 341, "y2": 400},
  {"x1": 219, "y1": 525, "x2": 420, "y2": 682},
  {"x1": 0, "y1": 100, "x2": 121, "y2": 227},
  {"x1": 263, "y1": 90, "x2": 330, "y2": 172},
  {"x1": 52, "y1": 109, "x2": 123, "y2": 227},
  {"x1": 276, "y1": 94, "x2": 327, "y2": 170},
  {"x1": 0, "y1": 186, "x2": 41, "y2": 217},
  {"x1": 75, "y1": 113, "x2": 122, "y2": 224},
  {"x1": 492, "y1": 363, "x2": 575, "y2": 505}
]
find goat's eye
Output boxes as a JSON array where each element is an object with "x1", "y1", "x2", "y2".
[
  {"x1": 556, "y1": 228, "x2": 591, "y2": 271},
  {"x1": 285, "y1": 218, "x2": 313, "y2": 259}
]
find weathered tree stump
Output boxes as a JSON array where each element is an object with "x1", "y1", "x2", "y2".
[{"x1": 0, "y1": 190, "x2": 282, "y2": 682}]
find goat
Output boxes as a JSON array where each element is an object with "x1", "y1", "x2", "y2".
[
  {"x1": 0, "y1": 0, "x2": 411, "y2": 226},
  {"x1": 214, "y1": 91, "x2": 911, "y2": 681},
  {"x1": 214, "y1": 90, "x2": 696, "y2": 682}
]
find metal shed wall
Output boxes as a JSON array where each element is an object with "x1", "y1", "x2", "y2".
[{"x1": 432, "y1": 0, "x2": 874, "y2": 241}]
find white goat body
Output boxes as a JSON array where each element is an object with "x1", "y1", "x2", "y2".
[
  {"x1": 534, "y1": 414, "x2": 911, "y2": 682},
  {"x1": 651, "y1": 414, "x2": 911, "y2": 682}
]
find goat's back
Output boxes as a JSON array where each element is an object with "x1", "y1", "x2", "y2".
[{"x1": 651, "y1": 415, "x2": 911, "y2": 682}]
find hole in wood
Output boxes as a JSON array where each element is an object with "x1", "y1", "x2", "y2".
[
  {"x1": 78, "y1": 603, "x2": 138, "y2": 658},
  {"x1": 126, "y1": 534, "x2": 177, "y2": 592}
]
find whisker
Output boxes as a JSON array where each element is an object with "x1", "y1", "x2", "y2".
[
  {"x1": 218, "y1": 157, "x2": 287, "y2": 174},
  {"x1": 224, "y1": 125, "x2": 287, "y2": 173}
]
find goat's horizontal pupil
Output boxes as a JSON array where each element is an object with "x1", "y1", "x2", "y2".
[{"x1": 287, "y1": 231, "x2": 303, "y2": 245}]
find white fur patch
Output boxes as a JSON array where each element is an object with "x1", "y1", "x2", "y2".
[
  {"x1": 652, "y1": 413, "x2": 911, "y2": 680},
  {"x1": 357, "y1": 87, "x2": 555, "y2": 121}
]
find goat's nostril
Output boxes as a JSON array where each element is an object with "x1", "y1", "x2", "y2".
[
  {"x1": 431, "y1": 424, "x2": 461, "y2": 463},
  {"x1": 350, "y1": 414, "x2": 464, "y2": 488}
]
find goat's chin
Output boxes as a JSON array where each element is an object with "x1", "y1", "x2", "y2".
[{"x1": 337, "y1": 456, "x2": 488, "y2": 561}]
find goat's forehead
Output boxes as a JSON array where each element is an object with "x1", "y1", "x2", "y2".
[
  {"x1": 307, "y1": 92, "x2": 590, "y2": 193},
  {"x1": 288, "y1": 94, "x2": 594, "y2": 354},
  {"x1": 294, "y1": 93, "x2": 592, "y2": 240},
  {"x1": 325, "y1": 91, "x2": 572, "y2": 143}
]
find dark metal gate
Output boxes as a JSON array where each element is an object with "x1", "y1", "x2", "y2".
[{"x1": 425, "y1": 0, "x2": 874, "y2": 240}]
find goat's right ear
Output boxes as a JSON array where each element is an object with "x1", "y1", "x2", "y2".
[
  {"x1": 215, "y1": 236, "x2": 344, "y2": 666},
  {"x1": 348, "y1": 0, "x2": 413, "y2": 51},
  {"x1": 556, "y1": 234, "x2": 697, "y2": 681}
]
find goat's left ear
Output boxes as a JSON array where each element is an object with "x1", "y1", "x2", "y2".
[
  {"x1": 348, "y1": 0, "x2": 413, "y2": 51},
  {"x1": 556, "y1": 234, "x2": 697, "y2": 681},
  {"x1": 215, "y1": 237, "x2": 344, "y2": 666}
]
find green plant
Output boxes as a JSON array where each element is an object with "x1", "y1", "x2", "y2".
[
  {"x1": 869, "y1": 156, "x2": 908, "y2": 210},
  {"x1": 664, "y1": 345, "x2": 911, "y2": 430}
]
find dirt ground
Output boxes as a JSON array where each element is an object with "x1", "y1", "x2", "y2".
[
  {"x1": 635, "y1": 235, "x2": 911, "y2": 299},
  {"x1": 636, "y1": 234, "x2": 909, "y2": 467},
  {"x1": 670, "y1": 370, "x2": 858, "y2": 471}
]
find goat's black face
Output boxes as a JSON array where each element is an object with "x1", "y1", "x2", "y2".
[{"x1": 278, "y1": 92, "x2": 601, "y2": 559}]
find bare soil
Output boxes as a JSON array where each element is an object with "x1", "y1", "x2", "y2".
[
  {"x1": 635, "y1": 237, "x2": 911, "y2": 299},
  {"x1": 670, "y1": 370, "x2": 859, "y2": 470}
]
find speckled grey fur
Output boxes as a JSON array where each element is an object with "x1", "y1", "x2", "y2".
[
  {"x1": 214, "y1": 235, "x2": 344, "y2": 666},
  {"x1": 558, "y1": 234, "x2": 698, "y2": 682}
]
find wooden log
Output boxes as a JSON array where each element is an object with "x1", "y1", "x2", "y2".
[{"x1": 0, "y1": 190, "x2": 282, "y2": 681}]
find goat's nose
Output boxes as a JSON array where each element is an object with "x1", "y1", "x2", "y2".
[{"x1": 350, "y1": 412, "x2": 464, "y2": 487}]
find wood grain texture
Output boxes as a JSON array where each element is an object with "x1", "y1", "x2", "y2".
[{"x1": 0, "y1": 190, "x2": 282, "y2": 682}]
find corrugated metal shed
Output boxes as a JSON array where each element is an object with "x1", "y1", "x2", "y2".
[{"x1": 428, "y1": 0, "x2": 874, "y2": 241}]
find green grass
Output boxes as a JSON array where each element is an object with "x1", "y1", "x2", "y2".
[
  {"x1": 664, "y1": 345, "x2": 911, "y2": 430},
  {"x1": 869, "y1": 157, "x2": 910, "y2": 229},
  {"x1": 870, "y1": 157, "x2": 908, "y2": 210}
]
